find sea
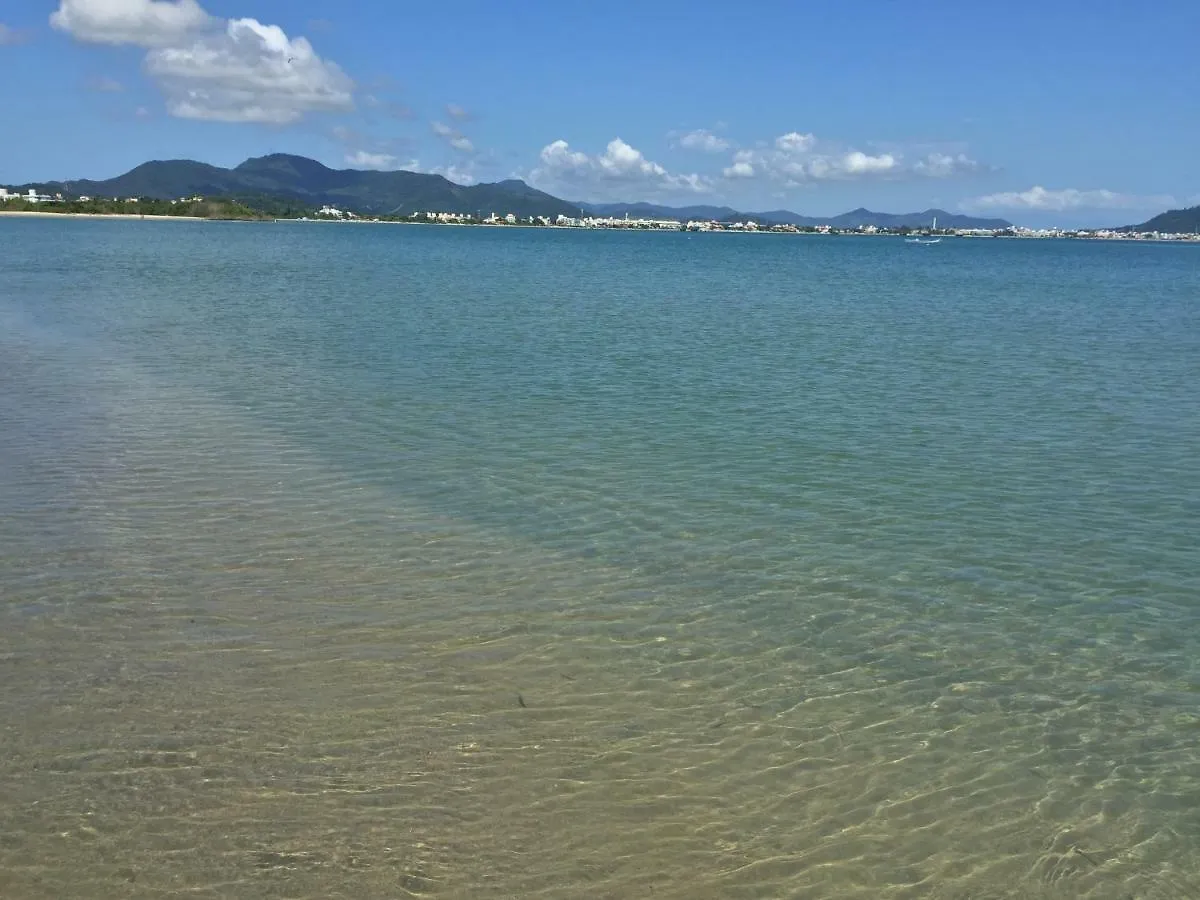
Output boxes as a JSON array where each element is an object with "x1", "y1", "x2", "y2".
[{"x1": 1, "y1": 217, "x2": 1198, "y2": 899}]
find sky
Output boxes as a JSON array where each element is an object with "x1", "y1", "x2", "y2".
[{"x1": 1, "y1": 0, "x2": 1198, "y2": 227}]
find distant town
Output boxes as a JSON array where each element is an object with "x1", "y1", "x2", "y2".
[
  {"x1": 3, "y1": 187, "x2": 1198, "y2": 243},
  {"x1": 373, "y1": 209, "x2": 1200, "y2": 242}
]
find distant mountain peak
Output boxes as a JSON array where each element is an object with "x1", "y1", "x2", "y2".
[
  {"x1": 236, "y1": 153, "x2": 334, "y2": 176},
  {"x1": 238, "y1": 152, "x2": 328, "y2": 167}
]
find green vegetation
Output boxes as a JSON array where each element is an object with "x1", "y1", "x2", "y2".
[
  {"x1": 0, "y1": 196, "x2": 285, "y2": 220},
  {"x1": 1124, "y1": 205, "x2": 1200, "y2": 233},
  {"x1": 18, "y1": 153, "x2": 577, "y2": 219}
]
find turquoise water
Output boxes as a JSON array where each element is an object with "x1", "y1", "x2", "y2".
[{"x1": 1, "y1": 218, "x2": 1198, "y2": 898}]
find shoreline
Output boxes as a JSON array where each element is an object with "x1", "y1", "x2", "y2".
[
  {"x1": 1, "y1": 209, "x2": 1195, "y2": 243},
  {"x1": 0, "y1": 210, "x2": 216, "y2": 222}
]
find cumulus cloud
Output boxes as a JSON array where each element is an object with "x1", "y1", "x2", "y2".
[
  {"x1": 532, "y1": 137, "x2": 711, "y2": 197},
  {"x1": 51, "y1": 0, "x2": 210, "y2": 47},
  {"x1": 50, "y1": 0, "x2": 353, "y2": 124},
  {"x1": 678, "y1": 129, "x2": 729, "y2": 153},
  {"x1": 431, "y1": 164, "x2": 477, "y2": 185},
  {"x1": 597, "y1": 138, "x2": 668, "y2": 178},
  {"x1": 723, "y1": 158, "x2": 755, "y2": 179},
  {"x1": 963, "y1": 186, "x2": 1178, "y2": 212},
  {"x1": 727, "y1": 133, "x2": 897, "y2": 185},
  {"x1": 838, "y1": 150, "x2": 897, "y2": 175},
  {"x1": 774, "y1": 131, "x2": 816, "y2": 153},
  {"x1": 411, "y1": 161, "x2": 478, "y2": 184},
  {"x1": 431, "y1": 120, "x2": 474, "y2": 153},
  {"x1": 446, "y1": 103, "x2": 471, "y2": 121},
  {"x1": 342, "y1": 151, "x2": 478, "y2": 185},
  {"x1": 145, "y1": 18, "x2": 353, "y2": 123},
  {"x1": 913, "y1": 152, "x2": 982, "y2": 178},
  {"x1": 724, "y1": 131, "x2": 983, "y2": 186},
  {"x1": 345, "y1": 150, "x2": 399, "y2": 170}
]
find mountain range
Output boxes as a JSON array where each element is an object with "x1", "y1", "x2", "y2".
[
  {"x1": 12, "y1": 153, "x2": 1024, "y2": 228},
  {"x1": 580, "y1": 201, "x2": 1012, "y2": 230},
  {"x1": 21, "y1": 154, "x2": 578, "y2": 219}
]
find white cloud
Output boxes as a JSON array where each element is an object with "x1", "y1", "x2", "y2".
[
  {"x1": 774, "y1": 131, "x2": 816, "y2": 153},
  {"x1": 446, "y1": 103, "x2": 470, "y2": 121},
  {"x1": 723, "y1": 159, "x2": 755, "y2": 179},
  {"x1": 51, "y1": 0, "x2": 210, "y2": 47},
  {"x1": 597, "y1": 137, "x2": 667, "y2": 178},
  {"x1": 51, "y1": 0, "x2": 353, "y2": 124},
  {"x1": 410, "y1": 161, "x2": 477, "y2": 184},
  {"x1": 723, "y1": 131, "x2": 982, "y2": 186},
  {"x1": 538, "y1": 139, "x2": 589, "y2": 172},
  {"x1": 433, "y1": 164, "x2": 477, "y2": 185},
  {"x1": 431, "y1": 120, "x2": 474, "y2": 153},
  {"x1": 913, "y1": 152, "x2": 982, "y2": 178},
  {"x1": 839, "y1": 150, "x2": 897, "y2": 175},
  {"x1": 963, "y1": 186, "x2": 1178, "y2": 212},
  {"x1": 145, "y1": 17, "x2": 354, "y2": 124},
  {"x1": 345, "y1": 150, "x2": 399, "y2": 170},
  {"x1": 343, "y1": 152, "x2": 478, "y2": 185},
  {"x1": 532, "y1": 137, "x2": 711, "y2": 198},
  {"x1": 678, "y1": 129, "x2": 729, "y2": 153}
]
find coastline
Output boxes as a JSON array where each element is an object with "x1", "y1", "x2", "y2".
[
  {"x1": 0, "y1": 210, "x2": 212, "y2": 222},
  {"x1": 1, "y1": 209, "x2": 1195, "y2": 243}
]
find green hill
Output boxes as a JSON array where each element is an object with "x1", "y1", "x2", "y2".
[
  {"x1": 1122, "y1": 205, "x2": 1200, "y2": 233},
  {"x1": 21, "y1": 154, "x2": 578, "y2": 218}
]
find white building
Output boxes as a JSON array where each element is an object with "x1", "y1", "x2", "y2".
[{"x1": 19, "y1": 188, "x2": 57, "y2": 204}]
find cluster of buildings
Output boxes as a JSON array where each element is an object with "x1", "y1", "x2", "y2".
[
  {"x1": 371, "y1": 209, "x2": 1200, "y2": 241},
  {"x1": 1, "y1": 188, "x2": 213, "y2": 206},
  {"x1": 1003, "y1": 225, "x2": 1200, "y2": 242},
  {"x1": 0, "y1": 187, "x2": 65, "y2": 203},
  {"x1": 403, "y1": 211, "x2": 802, "y2": 231}
]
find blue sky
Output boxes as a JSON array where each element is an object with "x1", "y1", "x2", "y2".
[{"x1": 1, "y1": 0, "x2": 1197, "y2": 225}]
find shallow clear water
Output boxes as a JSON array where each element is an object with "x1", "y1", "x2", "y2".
[{"x1": 1, "y1": 218, "x2": 1198, "y2": 898}]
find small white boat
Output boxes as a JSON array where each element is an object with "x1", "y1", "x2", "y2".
[{"x1": 906, "y1": 215, "x2": 941, "y2": 243}]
